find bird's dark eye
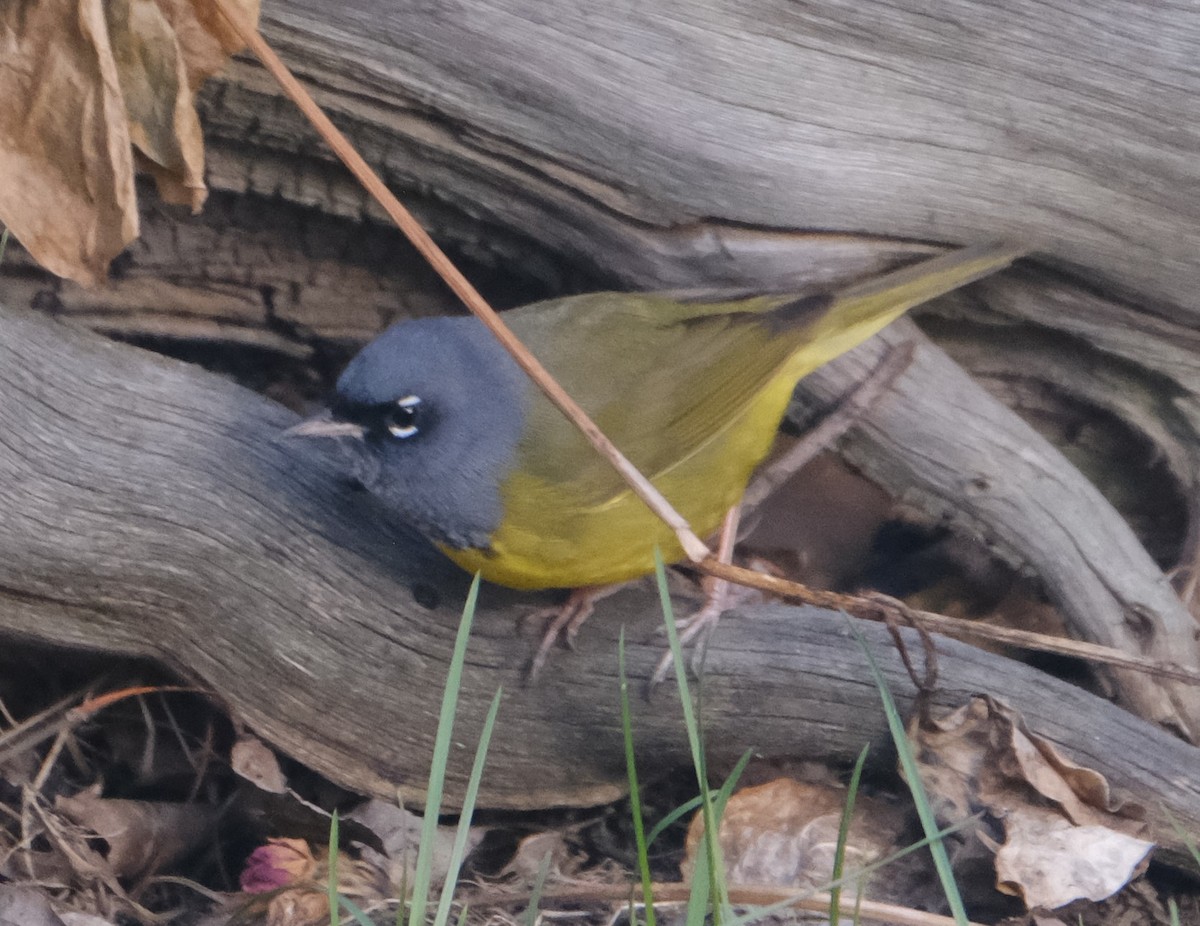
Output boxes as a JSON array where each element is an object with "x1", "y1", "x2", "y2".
[{"x1": 384, "y1": 394, "x2": 422, "y2": 439}]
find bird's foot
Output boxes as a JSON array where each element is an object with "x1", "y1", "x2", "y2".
[
  {"x1": 524, "y1": 585, "x2": 618, "y2": 681},
  {"x1": 649, "y1": 571, "x2": 768, "y2": 688}
]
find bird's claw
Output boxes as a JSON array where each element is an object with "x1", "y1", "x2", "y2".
[{"x1": 523, "y1": 588, "x2": 601, "y2": 682}]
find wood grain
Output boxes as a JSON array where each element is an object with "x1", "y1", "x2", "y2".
[{"x1": 2, "y1": 302, "x2": 1198, "y2": 855}]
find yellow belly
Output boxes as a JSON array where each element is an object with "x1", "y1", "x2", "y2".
[
  {"x1": 439, "y1": 371, "x2": 799, "y2": 590},
  {"x1": 434, "y1": 243, "x2": 1022, "y2": 588}
]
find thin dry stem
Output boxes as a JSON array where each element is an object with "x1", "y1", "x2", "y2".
[
  {"x1": 204, "y1": 7, "x2": 1161, "y2": 704},
  {"x1": 210, "y1": 3, "x2": 711, "y2": 563},
  {"x1": 698, "y1": 558, "x2": 1200, "y2": 686},
  {"x1": 476, "y1": 882, "x2": 984, "y2": 926},
  {"x1": 740, "y1": 340, "x2": 914, "y2": 514}
]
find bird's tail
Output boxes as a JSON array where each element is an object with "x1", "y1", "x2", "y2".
[{"x1": 800, "y1": 240, "x2": 1028, "y2": 352}]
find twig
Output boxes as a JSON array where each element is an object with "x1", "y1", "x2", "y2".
[
  {"x1": 201, "y1": 11, "x2": 1150, "y2": 699},
  {"x1": 210, "y1": 3, "x2": 711, "y2": 563},
  {"x1": 473, "y1": 882, "x2": 985, "y2": 926},
  {"x1": 696, "y1": 559, "x2": 1200, "y2": 687},
  {"x1": 740, "y1": 340, "x2": 916, "y2": 516}
]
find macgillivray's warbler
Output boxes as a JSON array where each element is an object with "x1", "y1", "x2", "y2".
[{"x1": 288, "y1": 242, "x2": 1024, "y2": 666}]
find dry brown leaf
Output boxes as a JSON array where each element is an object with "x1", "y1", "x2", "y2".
[
  {"x1": 105, "y1": 0, "x2": 206, "y2": 210},
  {"x1": 231, "y1": 733, "x2": 288, "y2": 793},
  {"x1": 498, "y1": 830, "x2": 585, "y2": 883},
  {"x1": 157, "y1": 0, "x2": 258, "y2": 87},
  {"x1": 55, "y1": 785, "x2": 218, "y2": 880},
  {"x1": 124, "y1": 0, "x2": 260, "y2": 208},
  {"x1": 0, "y1": 0, "x2": 258, "y2": 283},
  {"x1": 912, "y1": 695, "x2": 1151, "y2": 911},
  {"x1": 0, "y1": 0, "x2": 138, "y2": 286},
  {"x1": 349, "y1": 798, "x2": 482, "y2": 894},
  {"x1": 995, "y1": 808, "x2": 1152, "y2": 909},
  {"x1": 913, "y1": 696, "x2": 1146, "y2": 830},
  {"x1": 682, "y1": 778, "x2": 902, "y2": 890},
  {"x1": 129, "y1": 0, "x2": 261, "y2": 207}
]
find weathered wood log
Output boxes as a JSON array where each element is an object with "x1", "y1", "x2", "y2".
[
  {"x1": 2, "y1": 0, "x2": 1198, "y2": 852},
  {"x1": 2, "y1": 302, "x2": 1198, "y2": 857},
  {"x1": 245, "y1": 0, "x2": 1200, "y2": 317}
]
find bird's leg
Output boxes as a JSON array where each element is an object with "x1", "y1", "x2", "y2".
[
  {"x1": 526, "y1": 584, "x2": 623, "y2": 680},
  {"x1": 651, "y1": 503, "x2": 743, "y2": 686},
  {"x1": 738, "y1": 340, "x2": 915, "y2": 533},
  {"x1": 648, "y1": 344, "x2": 915, "y2": 688}
]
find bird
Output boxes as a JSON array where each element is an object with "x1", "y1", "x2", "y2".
[{"x1": 287, "y1": 242, "x2": 1024, "y2": 668}]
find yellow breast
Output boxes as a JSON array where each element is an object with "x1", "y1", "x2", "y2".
[
  {"x1": 439, "y1": 367, "x2": 800, "y2": 589},
  {"x1": 436, "y1": 244, "x2": 1024, "y2": 589}
]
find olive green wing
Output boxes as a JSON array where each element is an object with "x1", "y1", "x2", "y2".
[
  {"x1": 506, "y1": 290, "x2": 804, "y2": 504},
  {"x1": 506, "y1": 241, "x2": 1026, "y2": 511}
]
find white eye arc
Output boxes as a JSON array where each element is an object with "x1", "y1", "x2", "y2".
[{"x1": 386, "y1": 394, "x2": 422, "y2": 438}]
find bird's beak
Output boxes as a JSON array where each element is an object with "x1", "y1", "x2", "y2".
[{"x1": 281, "y1": 416, "x2": 366, "y2": 440}]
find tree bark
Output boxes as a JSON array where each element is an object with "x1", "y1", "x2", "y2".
[
  {"x1": 249, "y1": 0, "x2": 1200, "y2": 315},
  {"x1": 1, "y1": 0, "x2": 1198, "y2": 843},
  {"x1": 2, "y1": 302, "x2": 1199, "y2": 856}
]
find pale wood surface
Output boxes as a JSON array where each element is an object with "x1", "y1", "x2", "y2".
[
  {"x1": 255, "y1": 0, "x2": 1200, "y2": 314},
  {"x1": 1, "y1": 0, "x2": 1198, "y2": 840},
  {"x1": 2, "y1": 302, "x2": 1198, "y2": 852}
]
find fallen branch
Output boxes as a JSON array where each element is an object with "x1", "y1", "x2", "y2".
[{"x1": 0, "y1": 303, "x2": 1197, "y2": 857}]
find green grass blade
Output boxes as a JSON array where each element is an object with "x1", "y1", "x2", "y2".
[
  {"x1": 619, "y1": 628, "x2": 657, "y2": 926},
  {"x1": 653, "y1": 550, "x2": 730, "y2": 925},
  {"x1": 338, "y1": 895, "x2": 379, "y2": 926},
  {"x1": 712, "y1": 749, "x2": 752, "y2": 821},
  {"x1": 829, "y1": 744, "x2": 869, "y2": 926},
  {"x1": 721, "y1": 815, "x2": 981, "y2": 926},
  {"x1": 1162, "y1": 805, "x2": 1200, "y2": 870},
  {"x1": 846, "y1": 615, "x2": 969, "y2": 925},
  {"x1": 0, "y1": 227, "x2": 9, "y2": 266},
  {"x1": 407, "y1": 573, "x2": 482, "y2": 926},
  {"x1": 329, "y1": 810, "x2": 340, "y2": 926},
  {"x1": 432, "y1": 686, "x2": 503, "y2": 926},
  {"x1": 525, "y1": 849, "x2": 553, "y2": 926},
  {"x1": 652, "y1": 552, "x2": 702, "y2": 779},
  {"x1": 645, "y1": 795, "x2": 702, "y2": 848},
  {"x1": 685, "y1": 842, "x2": 712, "y2": 926},
  {"x1": 685, "y1": 750, "x2": 754, "y2": 926},
  {"x1": 395, "y1": 862, "x2": 409, "y2": 926}
]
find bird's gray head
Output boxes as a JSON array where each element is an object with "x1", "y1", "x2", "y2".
[{"x1": 289, "y1": 316, "x2": 529, "y2": 549}]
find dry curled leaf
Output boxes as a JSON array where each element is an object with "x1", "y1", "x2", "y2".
[
  {"x1": 155, "y1": 0, "x2": 256, "y2": 86},
  {"x1": 995, "y1": 809, "x2": 1152, "y2": 909},
  {"x1": 348, "y1": 798, "x2": 483, "y2": 894},
  {"x1": 498, "y1": 829, "x2": 585, "y2": 884},
  {"x1": 0, "y1": 0, "x2": 137, "y2": 286},
  {"x1": 0, "y1": 0, "x2": 258, "y2": 284},
  {"x1": 55, "y1": 785, "x2": 218, "y2": 881},
  {"x1": 911, "y1": 695, "x2": 1152, "y2": 911},
  {"x1": 231, "y1": 733, "x2": 288, "y2": 794},
  {"x1": 105, "y1": 0, "x2": 206, "y2": 209},
  {"x1": 683, "y1": 777, "x2": 902, "y2": 891}
]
